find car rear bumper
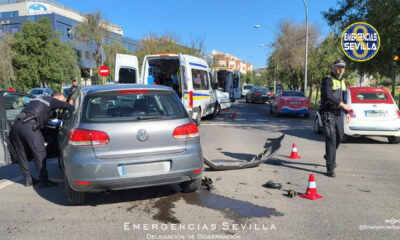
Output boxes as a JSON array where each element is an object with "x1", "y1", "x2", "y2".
[
  {"x1": 280, "y1": 106, "x2": 309, "y2": 114},
  {"x1": 345, "y1": 122, "x2": 400, "y2": 137},
  {"x1": 64, "y1": 145, "x2": 203, "y2": 192}
]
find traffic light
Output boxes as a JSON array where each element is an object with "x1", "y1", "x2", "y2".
[{"x1": 393, "y1": 48, "x2": 399, "y2": 66}]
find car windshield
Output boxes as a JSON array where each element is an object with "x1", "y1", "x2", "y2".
[
  {"x1": 81, "y1": 90, "x2": 188, "y2": 123},
  {"x1": 254, "y1": 88, "x2": 270, "y2": 93},
  {"x1": 244, "y1": 85, "x2": 254, "y2": 90},
  {"x1": 282, "y1": 91, "x2": 304, "y2": 97},
  {"x1": 29, "y1": 89, "x2": 44, "y2": 95}
]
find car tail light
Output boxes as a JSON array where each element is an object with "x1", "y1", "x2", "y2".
[
  {"x1": 349, "y1": 109, "x2": 356, "y2": 118},
  {"x1": 193, "y1": 168, "x2": 203, "y2": 174},
  {"x1": 254, "y1": 93, "x2": 261, "y2": 96},
  {"x1": 173, "y1": 122, "x2": 199, "y2": 140},
  {"x1": 397, "y1": 110, "x2": 400, "y2": 118},
  {"x1": 69, "y1": 129, "x2": 110, "y2": 146},
  {"x1": 189, "y1": 91, "x2": 193, "y2": 109},
  {"x1": 118, "y1": 90, "x2": 148, "y2": 94},
  {"x1": 74, "y1": 181, "x2": 91, "y2": 185},
  {"x1": 268, "y1": 93, "x2": 274, "y2": 96}
]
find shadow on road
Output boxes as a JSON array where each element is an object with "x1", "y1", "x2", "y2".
[
  {"x1": 221, "y1": 152, "x2": 256, "y2": 161},
  {"x1": 280, "y1": 128, "x2": 324, "y2": 142},
  {"x1": 265, "y1": 158, "x2": 326, "y2": 176},
  {"x1": 344, "y1": 136, "x2": 390, "y2": 144}
]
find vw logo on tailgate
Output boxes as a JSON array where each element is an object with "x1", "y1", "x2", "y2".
[{"x1": 137, "y1": 129, "x2": 149, "y2": 142}]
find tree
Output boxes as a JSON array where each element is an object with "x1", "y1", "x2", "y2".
[
  {"x1": 269, "y1": 19, "x2": 320, "y2": 91},
  {"x1": 12, "y1": 18, "x2": 80, "y2": 91},
  {"x1": 0, "y1": 33, "x2": 15, "y2": 89},
  {"x1": 134, "y1": 32, "x2": 203, "y2": 69},
  {"x1": 104, "y1": 38, "x2": 130, "y2": 82},
  {"x1": 75, "y1": 10, "x2": 109, "y2": 84},
  {"x1": 322, "y1": 0, "x2": 400, "y2": 75}
]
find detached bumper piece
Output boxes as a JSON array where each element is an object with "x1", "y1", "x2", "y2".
[{"x1": 203, "y1": 134, "x2": 285, "y2": 171}]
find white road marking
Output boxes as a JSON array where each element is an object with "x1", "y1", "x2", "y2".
[{"x1": 0, "y1": 176, "x2": 23, "y2": 190}]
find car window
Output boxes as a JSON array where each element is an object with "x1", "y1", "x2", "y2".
[
  {"x1": 244, "y1": 85, "x2": 254, "y2": 90},
  {"x1": 191, "y1": 69, "x2": 209, "y2": 90},
  {"x1": 118, "y1": 68, "x2": 136, "y2": 84},
  {"x1": 29, "y1": 89, "x2": 44, "y2": 95},
  {"x1": 81, "y1": 90, "x2": 188, "y2": 123},
  {"x1": 4, "y1": 93, "x2": 33, "y2": 121},
  {"x1": 282, "y1": 91, "x2": 304, "y2": 97},
  {"x1": 351, "y1": 90, "x2": 393, "y2": 104}
]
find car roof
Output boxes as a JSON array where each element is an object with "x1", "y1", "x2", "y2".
[{"x1": 81, "y1": 84, "x2": 175, "y2": 96}]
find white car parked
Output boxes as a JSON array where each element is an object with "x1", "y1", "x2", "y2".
[{"x1": 314, "y1": 87, "x2": 400, "y2": 144}]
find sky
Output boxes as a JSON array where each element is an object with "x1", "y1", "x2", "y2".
[{"x1": 56, "y1": 0, "x2": 340, "y2": 68}]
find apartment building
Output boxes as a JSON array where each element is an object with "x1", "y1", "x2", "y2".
[{"x1": 210, "y1": 50, "x2": 253, "y2": 75}]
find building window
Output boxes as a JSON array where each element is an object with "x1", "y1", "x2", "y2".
[
  {"x1": 92, "y1": 53, "x2": 97, "y2": 60},
  {"x1": 11, "y1": 27, "x2": 19, "y2": 34},
  {"x1": 1, "y1": 11, "x2": 19, "y2": 19},
  {"x1": 85, "y1": 51, "x2": 89, "y2": 59},
  {"x1": 76, "y1": 50, "x2": 82, "y2": 58},
  {"x1": 67, "y1": 28, "x2": 72, "y2": 39}
]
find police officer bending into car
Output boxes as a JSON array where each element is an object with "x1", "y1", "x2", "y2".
[
  {"x1": 11, "y1": 92, "x2": 74, "y2": 187},
  {"x1": 320, "y1": 60, "x2": 351, "y2": 177}
]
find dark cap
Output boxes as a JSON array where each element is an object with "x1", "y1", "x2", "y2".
[
  {"x1": 72, "y1": 79, "x2": 77, "y2": 82},
  {"x1": 333, "y1": 60, "x2": 346, "y2": 67}
]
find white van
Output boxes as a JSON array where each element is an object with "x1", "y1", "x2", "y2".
[
  {"x1": 114, "y1": 54, "x2": 140, "y2": 83},
  {"x1": 115, "y1": 53, "x2": 216, "y2": 125},
  {"x1": 212, "y1": 68, "x2": 241, "y2": 102},
  {"x1": 140, "y1": 53, "x2": 217, "y2": 125}
]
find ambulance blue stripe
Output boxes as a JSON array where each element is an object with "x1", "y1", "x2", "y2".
[
  {"x1": 189, "y1": 62, "x2": 207, "y2": 69},
  {"x1": 184, "y1": 91, "x2": 209, "y2": 97}
]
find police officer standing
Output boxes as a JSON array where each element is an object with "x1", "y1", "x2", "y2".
[
  {"x1": 11, "y1": 92, "x2": 74, "y2": 187},
  {"x1": 320, "y1": 60, "x2": 351, "y2": 177},
  {"x1": 67, "y1": 79, "x2": 79, "y2": 99}
]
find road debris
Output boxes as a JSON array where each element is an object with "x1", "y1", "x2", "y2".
[
  {"x1": 204, "y1": 134, "x2": 285, "y2": 170},
  {"x1": 216, "y1": 176, "x2": 222, "y2": 181},
  {"x1": 263, "y1": 181, "x2": 283, "y2": 190},
  {"x1": 201, "y1": 177, "x2": 215, "y2": 191},
  {"x1": 287, "y1": 190, "x2": 297, "y2": 198}
]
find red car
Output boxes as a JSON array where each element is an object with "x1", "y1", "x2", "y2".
[{"x1": 270, "y1": 90, "x2": 311, "y2": 118}]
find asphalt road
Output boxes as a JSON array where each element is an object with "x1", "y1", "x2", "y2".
[{"x1": 1, "y1": 100, "x2": 399, "y2": 240}]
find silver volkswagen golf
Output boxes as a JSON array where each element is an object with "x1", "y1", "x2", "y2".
[{"x1": 58, "y1": 84, "x2": 203, "y2": 205}]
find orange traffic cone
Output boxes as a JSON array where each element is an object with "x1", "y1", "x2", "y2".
[
  {"x1": 300, "y1": 174, "x2": 323, "y2": 200},
  {"x1": 287, "y1": 143, "x2": 301, "y2": 159},
  {"x1": 232, "y1": 113, "x2": 237, "y2": 118}
]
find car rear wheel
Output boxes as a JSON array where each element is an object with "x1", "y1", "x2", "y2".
[
  {"x1": 180, "y1": 177, "x2": 201, "y2": 193},
  {"x1": 65, "y1": 175, "x2": 85, "y2": 205},
  {"x1": 388, "y1": 136, "x2": 400, "y2": 144},
  {"x1": 12, "y1": 101, "x2": 18, "y2": 109},
  {"x1": 245, "y1": 96, "x2": 249, "y2": 103},
  {"x1": 314, "y1": 117, "x2": 322, "y2": 134},
  {"x1": 194, "y1": 109, "x2": 201, "y2": 126}
]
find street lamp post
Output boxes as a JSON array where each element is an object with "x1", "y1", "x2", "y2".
[{"x1": 303, "y1": 0, "x2": 309, "y2": 95}]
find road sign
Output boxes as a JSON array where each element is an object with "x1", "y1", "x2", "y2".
[{"x1": 99, "y1": 66, "x2": 110, "y2": 77}]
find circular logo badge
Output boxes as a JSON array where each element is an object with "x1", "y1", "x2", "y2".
[
  {"x1": 341, "y1": 22, "x2": 380, "y2": 62},
  {"x1": 137, "y1": 129, "x2": 149, "y2": 142}
]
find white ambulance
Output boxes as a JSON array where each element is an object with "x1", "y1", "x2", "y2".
[
  {"x1": 212, "y1": 68, "x2": 241, "y2": 102},
  {"x1": 115, "y1": 53, "x2": 217, "y2": 125}
]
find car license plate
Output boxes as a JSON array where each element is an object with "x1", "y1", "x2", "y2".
[
  {"x1": 364, "y1": 110, "x2": 387, "y2": 118},
  {"x1": 290, "y1": 102, "x2": 300, "y2": 105},
  {"x1": 118, "y1": 161, "x2": 171, "y2": 177}
]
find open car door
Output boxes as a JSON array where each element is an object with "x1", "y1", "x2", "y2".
[{"x1": 0, "y1": 91, "x2": 34, "y2": 165}]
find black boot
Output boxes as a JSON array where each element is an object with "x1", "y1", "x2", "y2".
[
  {"x1": 24, "y1": 177, "x2": 33, "y2": 187},
  {"x1": 39, "y1": 178, "x2": 58, "y2": 188},
  {"x1": 326, "y1": 169, "x2": 336, "y2": 177}
]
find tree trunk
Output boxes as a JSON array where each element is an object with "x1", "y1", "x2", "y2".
[
  {"x1": 308, "y1": 82, "x2": 313, "y2": 99},
  {"x1": 315, "y1": 86, "x2": 320, "y2": 105}
]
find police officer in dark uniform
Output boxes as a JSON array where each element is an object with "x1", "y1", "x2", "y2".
[
  {"x1": 67, "y1": 79, "x2": 79, "y2": 99},
  {"x1": 11, "y1": 92, "x2": 74, "y2": 187},
  {"x1": 320, "y1": 60, "x2": 351, "y2": 177}
]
